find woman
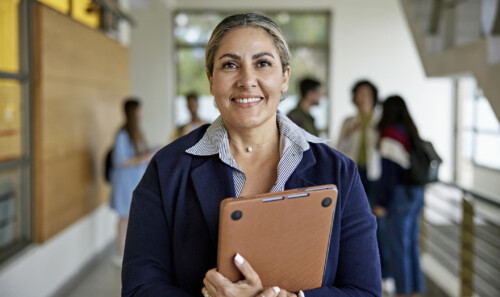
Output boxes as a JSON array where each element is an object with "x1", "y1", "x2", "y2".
[
  {"x1": 337, "y1": 80, "x2": 390, "y2": 286},
  {"x1": 122, "y1": 13, "x2": 381, "y2": 297},
  {"x1": 337, "y1": 80, "x2": 381, "y2": 201},
  {"x1": 373, "y1": 96, "x2": 424, "y2": 297},
  {"x1": 110, "y1": 98, "x2": 153, "y2": 263}
]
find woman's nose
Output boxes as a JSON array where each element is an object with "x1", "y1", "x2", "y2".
[{"x1": 236, "y1": 66, "x2": 257, "y2": 89}]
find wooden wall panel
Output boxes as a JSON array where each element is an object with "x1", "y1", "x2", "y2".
[{"x1": 34, "y1": 4, "x2": 129, "y2": 242}]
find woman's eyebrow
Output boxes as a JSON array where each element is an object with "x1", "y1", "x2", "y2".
[
  {"x1": 218, "y1": 52, "x2": 275, "y2": 60},
  {"x1": 219, "y1": 53, "x2": 240, "y2": 60},
  {"x1": 253, "y1": 52, "x2": 275, "y2": 60}
]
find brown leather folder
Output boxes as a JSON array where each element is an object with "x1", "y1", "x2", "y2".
[{"x1": 217, "y1": 185, "x2": 338, "y2": 292}]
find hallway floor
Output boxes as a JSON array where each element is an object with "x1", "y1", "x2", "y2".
[
  {"x1": 64, "y1": 248, "x2": 121, "y2": 297},
  {"x1": 63, "y1": 246, "x2": 449, "y2": 297}
]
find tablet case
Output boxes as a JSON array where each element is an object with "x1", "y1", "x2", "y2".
[{"x1": 217, "y1": 185, "x2": 338, "y2": 292}]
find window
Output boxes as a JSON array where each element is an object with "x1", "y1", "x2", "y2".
[
  {"x1": 0, "y1": 79, "x2": 21, "y2": 161},
  {"x1": 173, "y1": 11, "x2": 330, "y2": 137},
  {"x1": 460, "y1": 77, "x2": 500, "y2": 170},
  {"x1": 0, "y1": 0, "x2": 32, "y2": 264}
]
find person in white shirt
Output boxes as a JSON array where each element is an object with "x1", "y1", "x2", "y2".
[{"x1": 337, "y1": 80, "x2": 392, "y2": 286}]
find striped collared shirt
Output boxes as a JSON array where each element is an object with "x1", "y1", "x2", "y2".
[{"x1": 186, "y1": 112, "x2": 328, "y2": 196}]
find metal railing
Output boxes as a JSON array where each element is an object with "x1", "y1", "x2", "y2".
[{"x1": 422, "y1": 181, "x2": 500, "y2": 297}]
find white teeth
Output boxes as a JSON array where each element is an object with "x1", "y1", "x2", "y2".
[{"x1": 234, "y1": 97, "x2": 261, "y2": 103}]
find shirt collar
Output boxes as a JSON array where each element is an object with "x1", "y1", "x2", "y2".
[
  {"x1": 185, "y1": 115, "x2": 226, "y2": 156},
  {"x1": 185, "y1": 111, "x2": 328, "y2": 157}
]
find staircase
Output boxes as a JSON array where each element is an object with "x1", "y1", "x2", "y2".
[{"x1": 400, "y1": 0, "x2": 500, "y2": 120}]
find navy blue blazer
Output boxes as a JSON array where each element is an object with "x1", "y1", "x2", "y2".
[{"x1": 122, "y1": 125, "x2": 381, "y2": 297}]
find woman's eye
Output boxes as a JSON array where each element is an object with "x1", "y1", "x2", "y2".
[
  {"x1": 257, "y1": 60, "x2": 271, "y2": 67},
  {"x1": 222, "y1": 62, "x2": 237, "y2": 69}
]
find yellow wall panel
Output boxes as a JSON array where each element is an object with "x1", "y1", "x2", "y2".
[
  {"x1": 37, "y1": 0, "x2": 69, "y2": 14},
  {"x1": 71, "y1": 0, "x2": 99, "y2": 29},
  {"x1": 0, "y1": 0, "x2": 20, "y2": 73}
]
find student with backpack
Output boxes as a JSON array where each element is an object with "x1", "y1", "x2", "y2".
[
  {"x1": 109, "y1": 98, "x2": 154, "y2": 266},
  {"x1": 373, "y1": 95, "x2": 433, "y2": 297}
]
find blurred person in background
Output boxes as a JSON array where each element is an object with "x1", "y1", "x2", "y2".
[
  {"x1": 337, "y1": 80, "x2": 381, "y2": 198},
  {"x1": 337, "y1": 80, "x2": 391, "y2": 289},
  {"x1": 373, "y1": 95, "x2": 424, "y2": 297},
  {"x1": 287, "y1": 77, "x2": 322, "y2": 136},
  {"x1": 171, "y1": 92, "x2": 208, "y2": 141},
  {"x1": 109, "y1": 98, "x2": 154, "y2": 266}
]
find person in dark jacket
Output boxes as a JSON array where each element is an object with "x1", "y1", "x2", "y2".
[
  {"x1": 287, "y1": 78, "x2": 322, "y2": 136},
  {"x1": 122, "y1": 13, "x2": 381, "y2": 297},
  {"x1": 373, "y1": 95, "x2": 424, "y2": 297}
]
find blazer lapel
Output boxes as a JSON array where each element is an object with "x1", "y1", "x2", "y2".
[
  {"x1": 190, "y1": 155, "x2": 235, "y2": 248},
  {"x1": 285, "y1": 148, "x2": 318, "y2": 188}
]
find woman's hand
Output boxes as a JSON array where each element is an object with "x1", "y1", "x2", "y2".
[
  {"x1": 202, "y1": 253, "x2": 262, "y2": 297},
  {"x1": 202, "y1": 253, "x2": 305, "y2": 297}
]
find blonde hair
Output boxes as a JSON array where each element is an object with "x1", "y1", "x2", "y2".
[{"x1": 205, "y1": 13, "x2": 291, "y2": 76}]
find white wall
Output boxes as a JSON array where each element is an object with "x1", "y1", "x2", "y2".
[
  {"x1": 472, "y1": 166, "x2": 500, "y2": 201},
  {"x1": 131, "y1": 0, "x2": 454, "y2": 180},
  {"x1": 118, "y1": 0, "x2": 131, "y2": 46},
  {"x1": 130, "y1": 1, "x2": 176, "y2": 147},
  {"x1": 0, "y1": 206, "x2": 117, "y2": 297}
]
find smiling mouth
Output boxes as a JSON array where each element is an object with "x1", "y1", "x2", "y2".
[{"x1": 232, "y1": 97, "x2": 263, "y2": 103}]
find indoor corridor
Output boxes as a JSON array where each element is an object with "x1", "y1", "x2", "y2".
[{"x1": 1, "y1": 0, "x2": 500, "y2": 297}]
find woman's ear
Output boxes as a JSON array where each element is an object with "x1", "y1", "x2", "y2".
[
  {"x1": 206, "y1": 71, "x2": 213, "y2": 94},
  {"x1": 281, "y1": 66, "x2": 291, "y2": 93}
]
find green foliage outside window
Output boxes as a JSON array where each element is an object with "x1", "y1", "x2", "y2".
[{"x1": 175, "y1": 12, "x2": 330, "y2": 97}]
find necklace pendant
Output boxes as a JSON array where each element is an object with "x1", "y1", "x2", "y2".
[{"x1": 247, "y1": 146, "x2": 253, "y2": 152}]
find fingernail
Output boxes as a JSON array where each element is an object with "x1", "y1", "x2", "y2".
[
  {"x1": 299, "y1": 290, "x2": 305, "y2": 297},
  {"x1": 273, "y1": 286, "x2": 281, "y2": 294},
  {"x1": 234, "y1": 253, "x2": 244, "y2": 265}
]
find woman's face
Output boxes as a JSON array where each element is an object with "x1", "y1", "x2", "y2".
[
  {"x1": 207, "y1": 27, "x2": 290, "y2": 130},
  {"x1": 354, "y1": 85, "x2": 374, "y2": 115}
]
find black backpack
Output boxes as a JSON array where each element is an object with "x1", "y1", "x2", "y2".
[
  {"x1": 406, "y1": 139, "x2": 442, "y2": 185},
  {"x1": 104, "y1": 147, "x2": 113, "y2": 183}
]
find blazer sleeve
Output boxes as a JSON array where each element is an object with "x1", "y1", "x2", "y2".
[
  {"x1": 304, "y1": 165, "x2": 382, "y2": 297},
  {"x1": 121, "y1": 158, "x2": 193, "y2": 297}
]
